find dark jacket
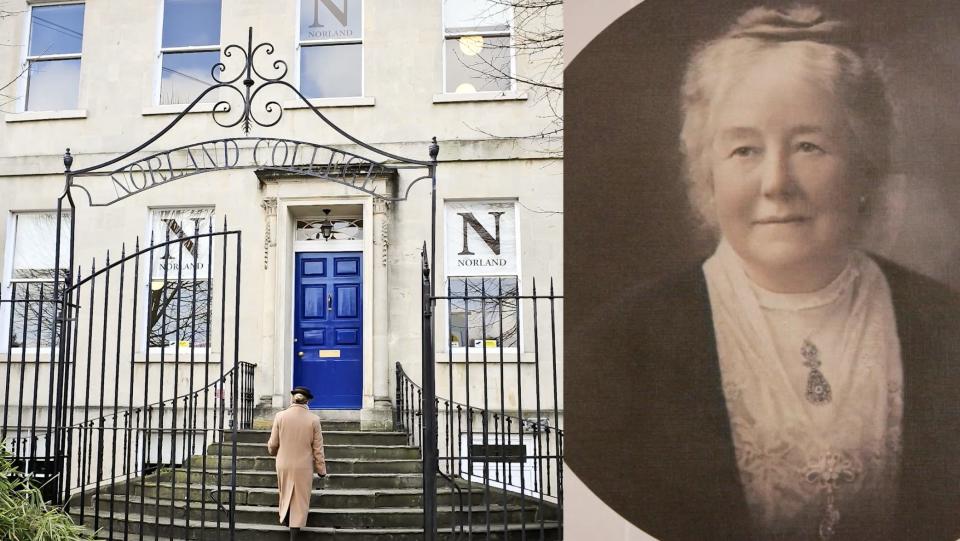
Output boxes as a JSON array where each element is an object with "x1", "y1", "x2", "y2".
[{"x1": 566, "y1": 258, "x2": 960, "y2": 541}]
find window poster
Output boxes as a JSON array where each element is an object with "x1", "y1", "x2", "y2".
[
  {"x1": 149, "y1": 207, "x2": 213, "y2": 281},
  {"x1": 444, "y1": 200, "x2": 518, "y2": 277}
]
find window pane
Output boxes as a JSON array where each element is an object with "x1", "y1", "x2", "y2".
[
  {"x1": 13, "y1": 212, "x2": 71, "y2": 280},
  {"x1": 443, "y1": 0, "x2": 509, "y2": 33},
  {"x1": 449, "y1": 276, "x2": 518, "y2": 348},
  {"x1": 300, "y1": 0, "x2": 362, "y2": 41},
  {"x1": 160, "y1": 51, "x2": 219, "y2": 105},
  {"x1": 26, "y1": 59, "x2": 80, "y2": 111},
  {"x1": 445, "y1": 36, "x2": 511, "y2": 93},
  {"x1": 148, "y1": 280, "x2": 210, "y2": 348},
  {"x1": 162, "y1": 0, "x2": 221, "y2": 48},
  {"x1": 9, "y1": 282, "x2": 62, "y2": 348},
  {"x1": 300, "y1": 44, "x2": 362, "y2": 98},
  {"x1": 29, "y1": 4, "x2": 84, "y2": 56}
]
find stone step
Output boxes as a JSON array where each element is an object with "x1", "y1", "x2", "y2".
[
  {"x1": 159, "y1": 469, "x2": 424, "y2": 490},
  {"x1": 125, "y1": 482, "x2": 490, "y2": 508},
  {"x1": 228, "y1": 429, "x2": 409, "y2": 446},
  {"x1": 188, "y1": 455, "x2": 422, "y2": 474},
  {"x1": 207, "y1": 443, "x2": 420, "y2": 460},
  {"x1": 81, "y1": 512, "x2": 561, "y2": 541},
  {"x1": 86, "y1": 495, "x2": 537, "y2": 529}
]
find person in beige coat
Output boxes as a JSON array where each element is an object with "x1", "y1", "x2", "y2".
[{"x1": 267, "y1": 386, "x2": 326, "y2": 540}]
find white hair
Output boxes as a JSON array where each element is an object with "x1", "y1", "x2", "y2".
[{"x1": 679, "y1": 5, "x2": 893, "y2": 233}]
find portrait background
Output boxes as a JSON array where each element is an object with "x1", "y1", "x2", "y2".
[{"x1": 565, "y1": 0, "x2": 960, "y2": 536}]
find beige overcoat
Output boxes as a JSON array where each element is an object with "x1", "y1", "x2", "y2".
[{"x1": 266, "y1": 404, "x2": 326, "y2": 527}]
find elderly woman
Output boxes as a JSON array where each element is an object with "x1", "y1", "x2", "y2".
[
  {"x1": 267, "y1": 386, "x2": 326, "y2": 540},
  {"x1": 583, "y1": 5, "x2": 960, "y2": 541}
]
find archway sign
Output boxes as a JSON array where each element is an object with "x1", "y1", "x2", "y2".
[
  {"x1": 55, "y1": 27, "x2": 441, "y2": 294},
  {"x1": 30, "y1": 27, "x2": 443, "y2": 536},
  {"x1": 59, "y1": 26, "x2": 438, "y2": 247}
]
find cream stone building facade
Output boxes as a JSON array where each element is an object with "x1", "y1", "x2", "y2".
[{"x1": 0, "y1": 0, "x2": 563, "y2": 440}]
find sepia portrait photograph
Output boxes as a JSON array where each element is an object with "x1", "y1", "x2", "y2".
[{"x1": 566, "y1": 1, "x2": 960, "y2": 540}]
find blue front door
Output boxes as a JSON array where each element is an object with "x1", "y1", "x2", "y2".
[{"x1": 293, "y1": 252, "x2": 363, "y2": 409}]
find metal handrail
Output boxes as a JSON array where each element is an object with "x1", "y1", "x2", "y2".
[
  {"x1": 62, "y1": 361, "x2": 256, "y2": 430},
  {"x1": 396, "y1": 362, "x2": 564, "y2": 441},
  {"x1": 46, "y1": 361, "x2": 257, "y2": 494}
]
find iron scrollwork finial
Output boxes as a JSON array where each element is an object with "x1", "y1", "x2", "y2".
[
  {"x1": 210, "y1": 27, "x2": 289, "y2": 135},
  {"x1": 428, "y1": 136, "x2": 439, "y2": 161},
  {"x1": 63, "y1": 148, "x2": 73, "y2": 172}
]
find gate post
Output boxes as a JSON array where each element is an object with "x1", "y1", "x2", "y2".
[{"x1": 421, "y1": 245, "x2": 438, "y2": 540}]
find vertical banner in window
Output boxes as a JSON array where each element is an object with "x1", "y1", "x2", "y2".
[
  {"x1": 301, "y1": 0, "x2": 362, "y2": 38},
  {"x1": 444, "y1": 201, "x2": 518, "y2": 276},
  {"x1": 148, "y1": 208, "x2": 213, "y2": 348},
  {"x1": 150, "y1": 208, "x2": 213, "y2": 281},
  {"x1": 298, "y1": 0, "x2": 364, "y2": 98}
]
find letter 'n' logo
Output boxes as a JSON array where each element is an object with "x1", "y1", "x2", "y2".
[
  {"x1": 458, "y1": 212, "x2": 505, "y2": 255},
  {"x1": 161, "y1": 218, "x2": 202, "y2": 258},
  {"x1": 311, "y1": 0, "x2": 349, "y2": 28}
]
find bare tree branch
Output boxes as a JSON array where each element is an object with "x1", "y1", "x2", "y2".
[
  {"x1": 0, "y1": 4, "x2": 29, "y2": 112},
  {"x1": 0, "y1": 62, "x2": 29, "y2": 94},
  {"x1": 446, "y1": 0, "x2": 564, "y2": 156}
]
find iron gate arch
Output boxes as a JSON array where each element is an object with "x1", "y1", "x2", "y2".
[{"x1": 0, "y1": 27, "x2": 441, "y2": 540}]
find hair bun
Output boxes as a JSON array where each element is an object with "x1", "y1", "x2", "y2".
[{"x1": 728, "y1": 5, "x2": 859, "y2": 49}]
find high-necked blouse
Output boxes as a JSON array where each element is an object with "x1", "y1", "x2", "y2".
[{"x1": 703, "y1": 241, "x2": 903, "y2": 540}]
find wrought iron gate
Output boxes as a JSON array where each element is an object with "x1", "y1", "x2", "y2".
[
  {"x1": 0, "y1": 221, "x2": 252, "y2": 538},
  {"x1": 400, "y1": 249, "x2": 564, "y2": 539}
]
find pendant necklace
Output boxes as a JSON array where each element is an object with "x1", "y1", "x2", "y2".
[
  {"x1": 796, "y1": 270, "x2": 852, "y2": 406},
  {"x1": 802, "y1": 337, "x2": 832, "y2": 405}
]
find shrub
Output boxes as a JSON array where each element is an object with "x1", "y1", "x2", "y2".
[{"x1": 0, "y1": 452, "x2": 94, "y2": 541}]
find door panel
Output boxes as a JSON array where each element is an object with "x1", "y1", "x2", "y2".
[{"x1": 293, "y1": 252, "x2": 363, "y2": 409}]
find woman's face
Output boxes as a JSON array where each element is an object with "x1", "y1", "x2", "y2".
[{"x1": 708, "y1": 51, "x2": 861, "y2": 290}]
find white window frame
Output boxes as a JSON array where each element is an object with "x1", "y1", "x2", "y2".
[
  {"x1": 443, "y1": 199, "x2": 523, "y2": 356},
  {"x1": 294, "y1": 0, "x2": 366, "y2": 99},
  {"x1": 154, "y1": 0, "x2": 222, "y2": 106},
  {"x1": 19, "y1": 1, "x2": 86, "y2": 112},
  {"x1": 142, "y1": 206, "x2": 216, "y2": 354},
  {"x1": 441, "y1": 0, "x2": 516, "y2": 94},
  {"x1": 0, "y1": 211, "x2": 71, "y2": 354}
]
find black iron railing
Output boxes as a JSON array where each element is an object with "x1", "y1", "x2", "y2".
[
  {"x1": 396, "y1": 361, "x2": 564, "y2": 539},
  {"x1": 405, "y1": 249, "x2": 564, "y2": 539},
  {"x1": 0, "y1": 225, "x2": 248, "y2": 539},
  {"x1": 65, "y1": 360, "x2": 256, "y2": 536}
]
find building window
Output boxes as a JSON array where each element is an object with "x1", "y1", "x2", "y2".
[
  {"x1": 159, "y1": 0, "x2": 221, "y2": 105},
  {"x1": 295, "y1": 217, "x2": 364, "y2": 242},
  {"x1": 442, "y1": 0, "x2": 512, "y2": 94},
  {"x1": 24, "y1": 3, "x2": 85, "y2": 111},
  {"x1": 448, "y1": 276, "x2": 518, "y2": 349},
  {"x1": 444, "y1": 201, "x2": 520, "y2": 350},
  {"x1": 6, "y1": 212, "x2": 71, "y2": 348},
  {"x1": 148, "y1": 208, "x2": 213, "y2": 348},
  {"x1": 298, "y1": 0, "x2": 363, "y2": 98}
]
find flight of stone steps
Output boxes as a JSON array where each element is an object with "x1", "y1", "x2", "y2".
[{"x1": 71, "y1": 420, "x2": 561, "y2": 540}]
